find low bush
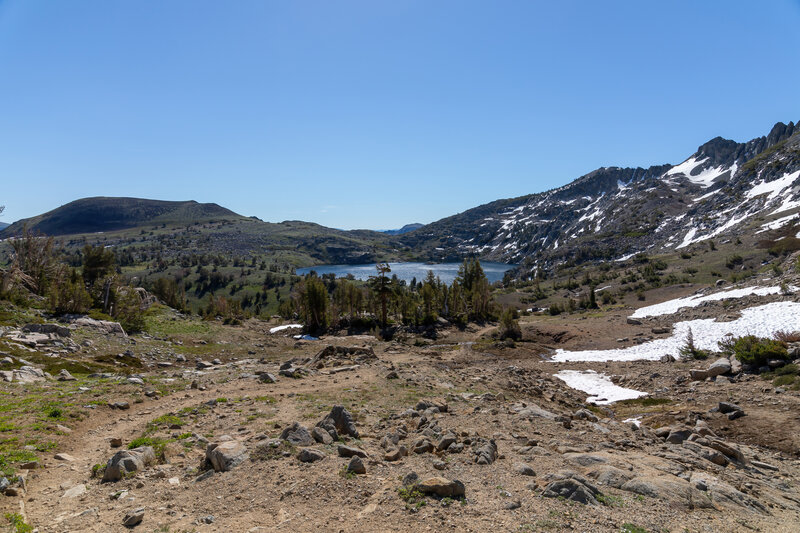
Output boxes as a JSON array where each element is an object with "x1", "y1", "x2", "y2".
[{"x1": 719, "y1": 335, "x2": 789, "y2": 366}]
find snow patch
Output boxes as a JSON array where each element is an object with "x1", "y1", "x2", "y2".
[
  {"x1": 270, "y1": 324, "x2": 303, "y2": 334},
  {"x1": 551, "y1": 302, "x2": 800, "y2": 362},
  {"x1": 631, "y1": 285, "x2": 795, "y2": 318},
  {"x1": 554, "y1": 370, "x2": 647, "y2": 405}
]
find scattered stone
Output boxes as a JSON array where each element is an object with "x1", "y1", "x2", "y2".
[
  {"x1": 317, "y1": 405, "x2": 359, "y2": 439},
  {"x1": 504, "y1": 500, "x2": 521, "y2": 510},
  {"x1": 346, "y1": 456, "x2": 366, "y2": 475},
  {"x1": 122, "y1": 507, "x2": 145, "y2": 527},
  {"x1": 751, "y1": 460, "x2": 778, "y2": 471},
  {"x1": 297, "y1": 448, "x2": 325, "y2": 463},
  {"x1": 384, "y1": 446, "x2": 407, "y2": 462},
  {"x1": 626, "y1": 317, "x2": 642, "y2": 325},
  {"x1": 689, "y1": 369, "x2": 709, "y2": 381},
  {"x1": 109, "y1": 401, "x2": 131, "y2": 410},
  {"x1": 109, "y1": 438, "x2": 123, "y2": 448},
  {"x1": 412, "y1": 438, "x2": 434, "y2": 454},
  {"x1": 337, "y1": 445, "x2": 367, "y2": 458},
  {"x1": 280, "y1": 423, "x2": 315, "y2": 446},
  {"x1": 206, "y1": 439, "x2": 248, "y2": 472},
  {"x1": 258, "y1": 373, "x2": 277, "y2": 384},
  {"x1": 312, "y1": 427, "x2": 333, "y2": 445},
  {"x1": 707, "y1": 358, "x2": 732, "y2": 378},
  {"x1": 54, "y1": 453, "x2": 75, "y2": 462},
  {"x1": 196, "y1": 360, "x2": 213, "y2": 370},
  {"x1": 416, "y1": 477, "x2": 465, "y2": 498},
  {"x1": 432, "y1": 460, "x2": 446, "y2": 470},
  {"x1": 473, "y1": 439, "x2": 498, "y2": 465},
  {"x1": 573, "y1": 409, "x2": 599, "y2": 423},
  {"x1": 514, "y1": 462, "x2": 535, "y2": 476},
  {"x1": 102, "y1": 447, "x2": 156, "y2": 482},
  {"x1": 62, "y1": 484, "x2": 87, "y2": 498},
  {"x1": 666, "y1": 429, "x2": 692, "y2": 444},
  {"x1": 57, "y1": 369, "x2": 77, "y2": 381},
  {"x1": 660, "y1": 354, "x2": 676, "y2": 363},
  {"x1": 542, "y1": 478, "x2": 600, "y2": 505}
]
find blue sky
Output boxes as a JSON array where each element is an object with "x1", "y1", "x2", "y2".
[{"x1": 1, "y1": 0, "x2": 799, "y2": 229}]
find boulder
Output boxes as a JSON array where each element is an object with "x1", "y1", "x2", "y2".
[
  {"x1": 689, "y1": 369, "x2": 709, "y2": 381},
  {"x1": 122, "y1": 507, "x2": 145, "y2": 527},
  {"x1": 514, "y1": 463, "x2": 535, "y2": 476},
  {"x1": 102, "y1": 446, "x2": 156, "y2": 482},
  {"x1": 665, "y1": 429, "x2": 692, "y2": 444},
  {"x1": 57, "y1": 369, "x2": 77, "y2": 381},
  {"x1": 280, "y1": 423, "x2": 315, "y2": 446},
  {"x1": 416, "y1": 477, "x2": 465, "y2": 498},
  {"x1": 412, "y1": 438, "x2": 434, "y2": 454},
  {"x1": 297, "y1": 448, "x2": 325, "y2": 463},
  {"x1": 206, "y1": 439, "x2": 248, "y2": 472},
  {"x1": 707, "y1": 358, "x2": 732, "y2": 378},
  {"x1": 542, "y1": 478, "x2": 600, "y2": 505},
  {"x1": 312, "y1": 427, "x2": 333, "y2": 445},
  {"x1": 621, "y1": 476, "x2": 713, "y2": 508},
  {"x1": 72, "y1": 317, "x2": 126, "y2": 336},
  {"x1": 346, "y1": 456, "x2": 366, "y2": 475},
  {"x1": 384, "y1": 446, "x2": 407, "y2": 462},
  {"x1": 316, "y1": 405, "x2": 358, "y2": 439},
  {"x1": 22, "y1": 323, "x2": 71, "y2": 338},
  {"x1": 436, "y1": 432, "x2": 457, "y2": 451},
  {"x1": 586, "y1": 465, "x2": 634, "y2": 488},
  {"x1": 337, "y1": 445, "x2": 367, "y2": 458},
  {"x1": 473, "y1": 439, "x2": 498, "y2": 465}
]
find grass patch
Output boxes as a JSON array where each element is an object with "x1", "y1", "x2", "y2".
[
  {"x1": 618, "y1": 397, "x2": 671, "y2": 407},
  {"x1": 128, "y1": 436, "x2": 173, "y2": 458}
]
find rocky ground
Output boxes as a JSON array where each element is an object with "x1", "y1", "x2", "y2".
[{"x1": 1, "y1": 291, "x2": 799, "y2": 532}]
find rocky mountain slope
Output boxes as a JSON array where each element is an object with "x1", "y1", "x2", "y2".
[
  {"x1": 0, "y1": 197, "x2": 244, "y2": 237},
  {"x1": 402, "y1": 121, "x2": 800, "y2": 272}
]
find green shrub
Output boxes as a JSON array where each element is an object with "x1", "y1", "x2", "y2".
[
  {"x1": 498, "y1": 308, "x2": 522, "y2": 341},
  {"x1": 719, "y1": 335, "x2": 789, "y2": 366}
]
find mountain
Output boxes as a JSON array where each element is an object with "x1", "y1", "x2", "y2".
[
  {"x1": 382, "y1": 223, "x2": 424, "y2": 236},
  {"x1": 0, "y1": 222, "x2": 8, "y2": 230},
  {"x1": 401, "y1": 120, "x2": 800, "y2": 272},
  {"x1": 0, "y1": 197, "x2": 242, "y2": 237},
  {"x1": 0, "y1": 197, "x2": 401, "y2": 267}
]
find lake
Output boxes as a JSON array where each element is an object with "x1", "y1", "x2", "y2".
[{"x1": 296, "y1": 262, "x2": 516, "y2": 285}]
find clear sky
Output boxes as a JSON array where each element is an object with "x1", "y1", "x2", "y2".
[{"x1": 1, "y1": 1, "x2": 799, "y2": 229}]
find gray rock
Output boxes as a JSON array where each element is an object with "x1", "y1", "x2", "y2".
[
  {"x1": 312, "y1": 426, "x2": 333, "y2": 445},
  {"x1": 337, "y1": 445, "x2": 367, "y2": 458},
  {"x1": 689, "y1": 369, "x2": 709, "y2": 381},
  {"x1": 416, "y1": 477, "x2": 465, "y2": 498},
  {"x1": 573, "y1": 409, "x2": 599, "y2": 422},
  {"x1": 102, "y1": 446, "x2": 156, "y2": 482},
  {"x1": 402, "y1": 471, "x2": 419, "y2": 487},
  {"x1": 346, "y1": 456, "x2": 366, "y2": 475},
  {"x1": 473, "y1": 439, "x2": 498, "y2": 465},
  {"x1": 57, "y1": 369, "x2": 77, "y2": 381},
  {"x1": 586, "y1": 465, "x2": 634, "y2": 488},
  {"x1": 206, "y1": 439, "x2": 248, "y2": 472},
  {"x1": 258, "y1": 373, "x2": 277, "y2": 384},
  {"x1": 660, "y1": 354, "x2": 676, "y2": 363},
  {"x1": 316, "y1": 405, "x2": 359, "y2": 438},
  {"x1": 665, "y1": 429, "x2": 691, "y2": 444},
  {"x1": 412, "y1": 438, "x2": 434, "y2": 454},
  {"x1": 717, "y1": 402, "x2": 743, "y2": 415},
  {"x1": 626, "y1": 318, "x2": 642, "y2": 325},
  {"x1": 384, "y1": 446, "x2": 407, "y2": 462},
  {"x1": 280, "y1": 423, "x2": 315, "y2": 446},
  {"x1": 514, "y1": 462, "x2": 535, "y2": 476},
  {"x1": 707, "y1": 358, "x2": 732, "y2": 378},
  {"x1": 542, "y1": 478, "x2": 599, "y2": 505},
  {"x1": 436, "y1": 432, "x2": 457, "y2": 451},
  {"x1": 23, "y1": 323, "x2": 71, "y2": 337},
  {"x1": 122, "y1": 507, "x2": 145, "y2": 527},
  {"x1": 297, "y1": 448, "x2": 325, "y2": 463},
  {"x1": 565, "y1": 453, "x2": 607, "y2": 467}
]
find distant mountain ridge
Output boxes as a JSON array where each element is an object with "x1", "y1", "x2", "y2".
[
  {"x1": 0, "y1": 197, "x2": 242, "y2": 237},
  {"x1": 401, "y1": 120, "x2": 800, "y2": 272},
  {"x1": 0, "y1": 222, "x2": 8, "y2": 230},
  {"x1": 382, "y1": 223, "x2": 423, "y2": 235}
]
